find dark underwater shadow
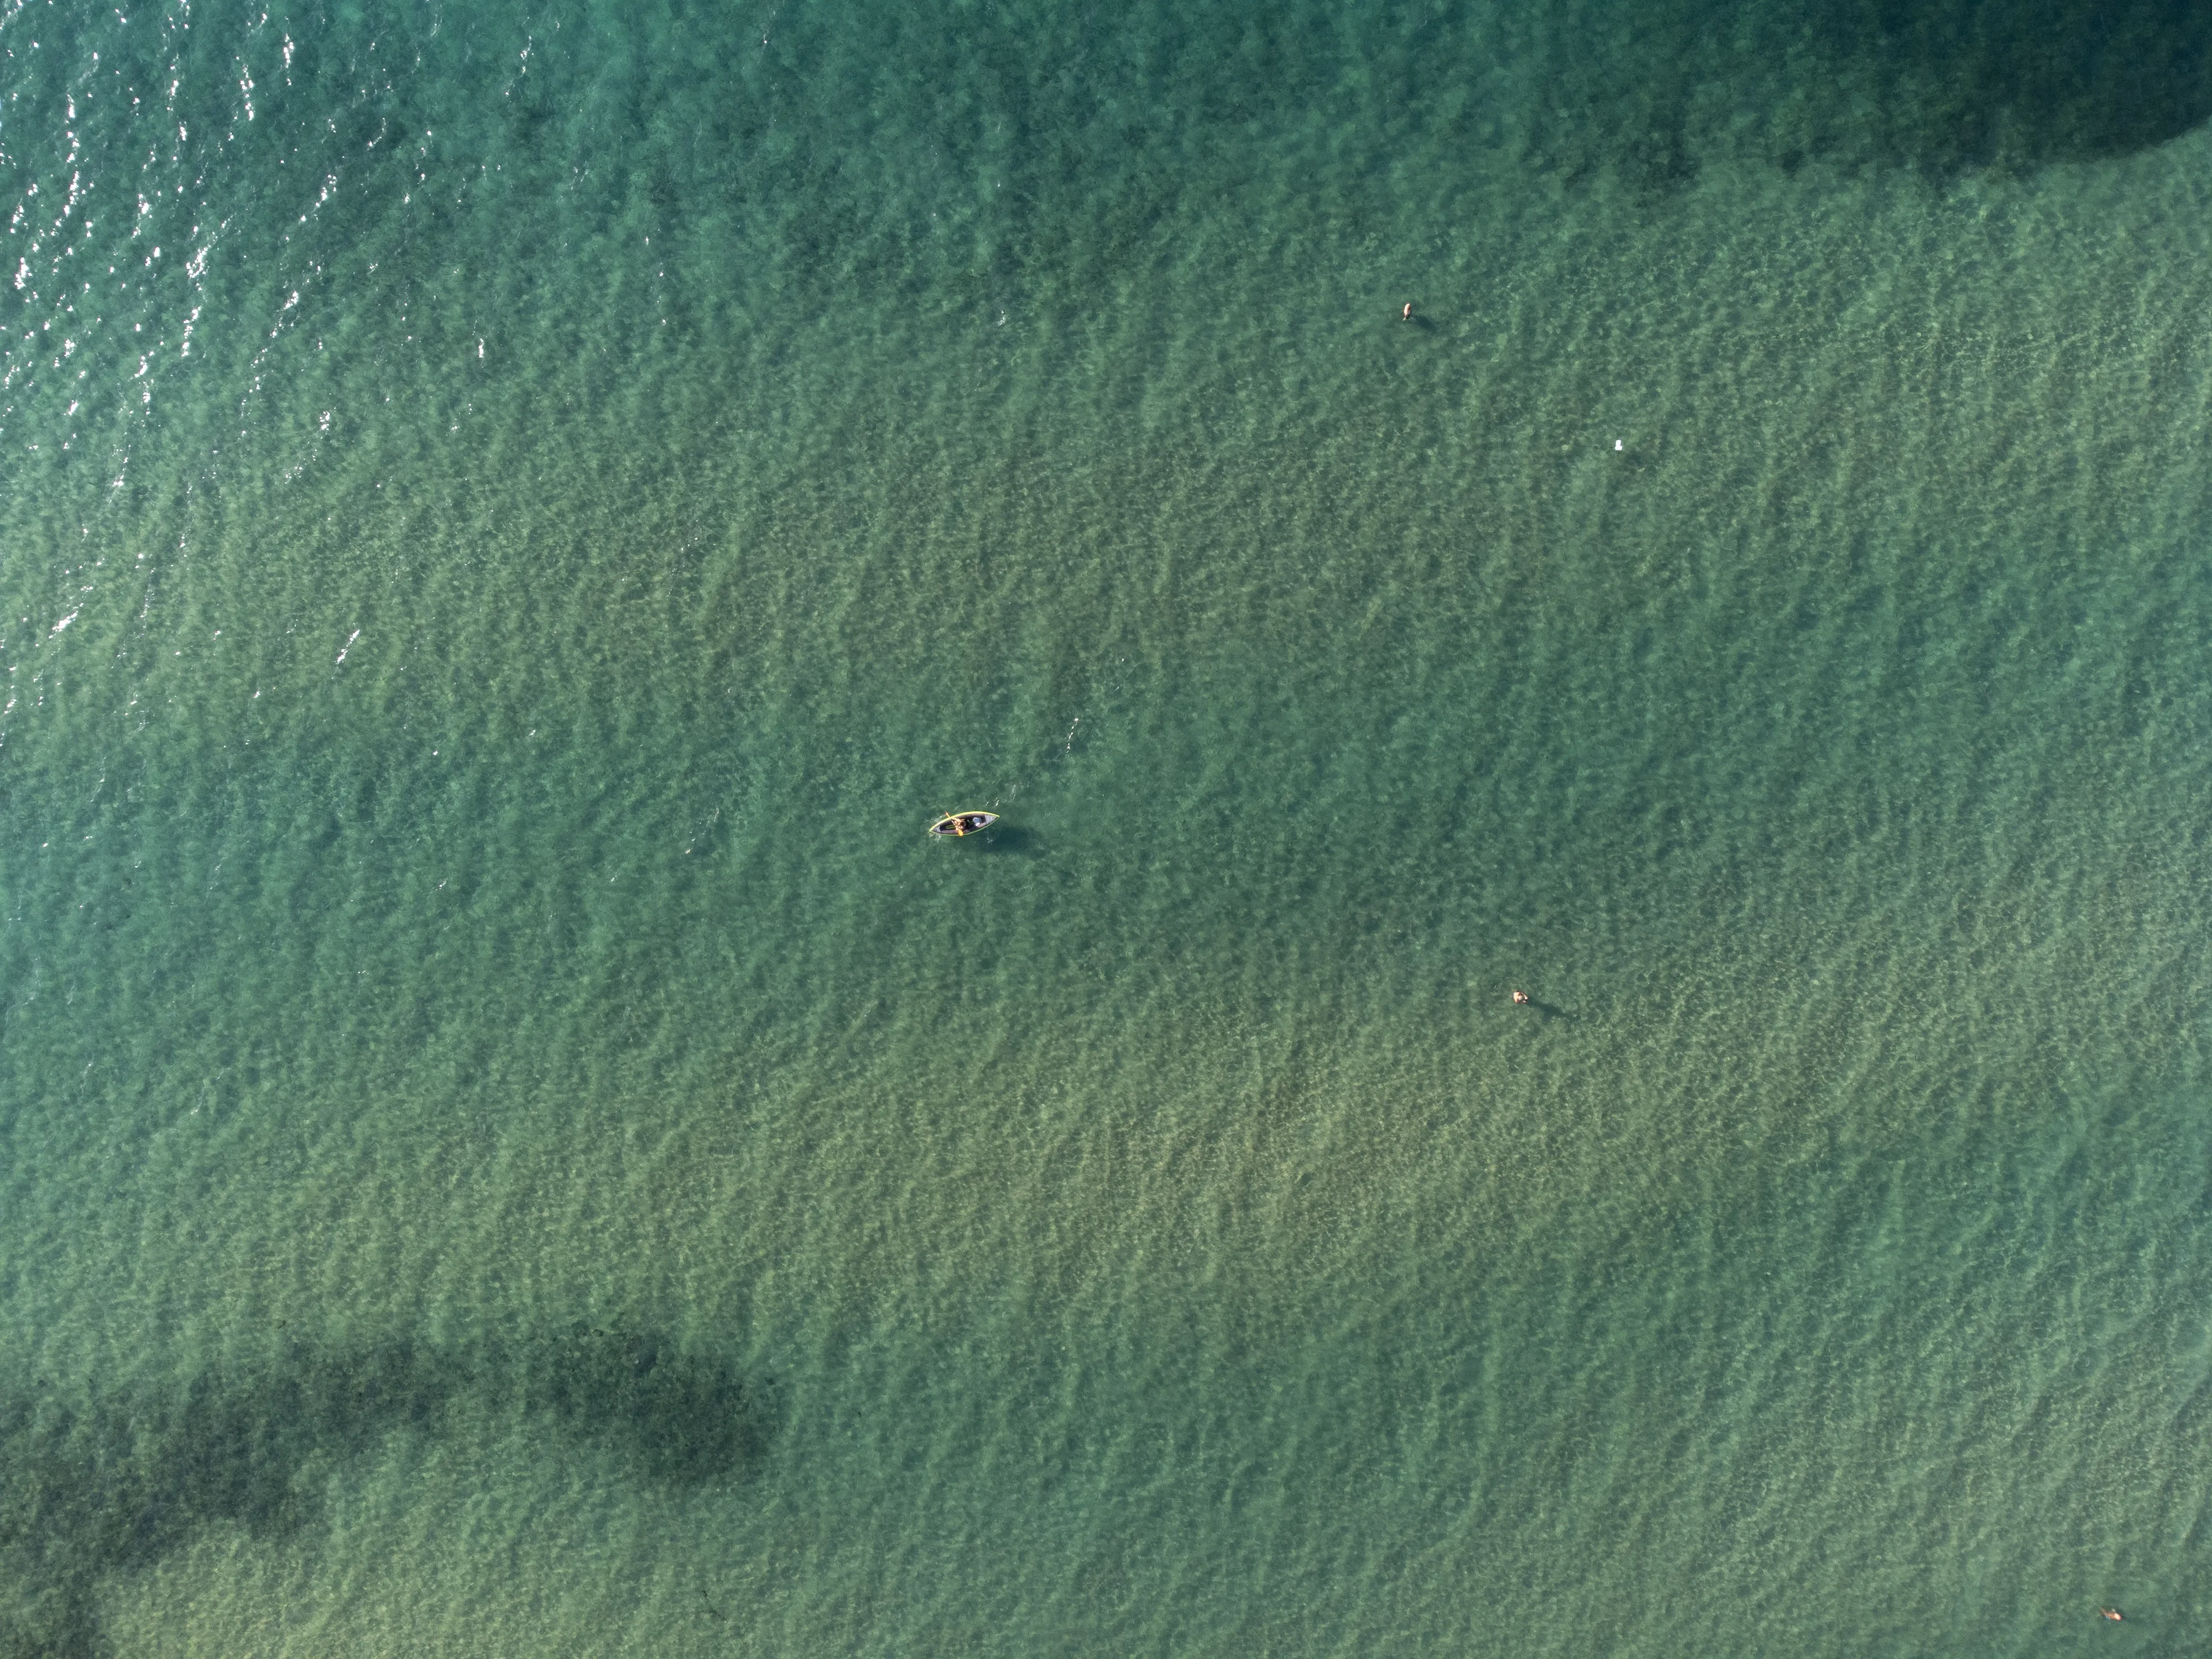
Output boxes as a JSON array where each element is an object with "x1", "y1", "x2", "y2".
[
  {"x1": 1519, "y1": 0, "x2": 2212, "y2": 187},
  {"x1": 0, "y1": 1326, "x2": 779, "y2": 1658},
  {"x1": 972, "y1": 823, "x2": 1049, "y2": 858}
]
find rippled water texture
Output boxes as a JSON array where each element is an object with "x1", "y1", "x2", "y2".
[{"x1": 4, "y1": 0, "x2": 2212, "y2": 1653}]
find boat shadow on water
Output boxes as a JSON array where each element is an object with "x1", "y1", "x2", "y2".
[{"x1": 970, "y1": 824, "x2": 1048, "y2": 858}]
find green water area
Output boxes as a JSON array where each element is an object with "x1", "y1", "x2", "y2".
[{"x1": 4, "y1": 0, "x2": 2212, "y2": 1652}]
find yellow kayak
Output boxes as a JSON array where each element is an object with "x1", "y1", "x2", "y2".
[{"x1": 927, "y1": 811, "x2": 998, "y2": 837}]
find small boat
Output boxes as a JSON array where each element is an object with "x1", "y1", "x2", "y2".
[{"x1": 927, "y1": 811, "x2": 998, "y2": 837}]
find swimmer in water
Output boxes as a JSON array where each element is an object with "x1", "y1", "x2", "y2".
[
  {"x1": 1402, "y1": 302, "x2": 1413, "y2": 321},
  {"x1": 1512, "y1": 989, "x2": 1530, "y2": 1005},
  {"x1": 2100, "y1": 1608, "x2": 2125, "y2": 1622}
]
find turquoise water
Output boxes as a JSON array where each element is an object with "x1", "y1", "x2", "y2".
[{"x1": 6, "y1": 1, "x2": 2212, "y2": 1652}]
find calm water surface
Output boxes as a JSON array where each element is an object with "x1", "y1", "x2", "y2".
[{"x1": 4, "y1": 1, "x2": 2212, "y2": 1652}]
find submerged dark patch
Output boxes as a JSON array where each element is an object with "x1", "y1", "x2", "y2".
[
  {"x1": 1513, "y1": 0, "x2": 2212, "y2": 184},
  {"x1": 0, "y1": 1328, "x2": 774, "y2": 1658}
]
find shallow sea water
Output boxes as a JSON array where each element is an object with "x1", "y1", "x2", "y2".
[{"x1": 5, "y1": 0, "x2": 2212, "y2": 1653}]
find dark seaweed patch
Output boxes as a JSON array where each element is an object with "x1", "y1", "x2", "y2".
[
  {"x1": 0, "y1": 1329, "x2": 775, "y2": 1658},
  {"x1": 1513, "y1": 0, "x2": 2212, "y2": 186},
  {"x1": 530, "y1": 1323, "x2": 772, "y2": 1486}
]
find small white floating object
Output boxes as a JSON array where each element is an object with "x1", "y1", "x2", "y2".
[{"x1": 1614, "y1": 439, "x2": 1624, "y2": 451}]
